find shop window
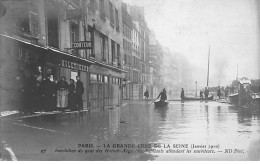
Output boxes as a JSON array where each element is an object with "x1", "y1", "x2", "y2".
[
  {"x1": 90, "y1": 74, "x2": 97, "y2": 82},
  {"x1": 46, "y1": 65, "x2": 59, "y2": 82},
  {"x1": 71, "y1": 71, "x2": 78, "y2": 82},
  {"x1": 104, "y1": 76, "x2": 108, "y2": 83}
]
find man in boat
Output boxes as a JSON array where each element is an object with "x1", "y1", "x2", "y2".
[
  {"x1": 180, "y1": 88, "x2": 185, "y2": 100},
  {"x1": 157, "y1": 88, "x2": 167, "y2": 102}
]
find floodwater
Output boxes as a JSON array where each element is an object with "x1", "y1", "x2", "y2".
[{"x1": 1, "y1": 101, "x2": 260, "y2": 161}]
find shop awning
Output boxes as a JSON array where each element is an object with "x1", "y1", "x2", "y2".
[{"x1": 0, "y1": 33, "x2": 48, "y2": 51}]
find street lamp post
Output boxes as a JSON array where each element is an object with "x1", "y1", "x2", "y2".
[{"x1": 195, "y1": 81, "x2": 197, "y2": 97}]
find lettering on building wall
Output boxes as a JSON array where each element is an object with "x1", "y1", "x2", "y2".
[
  {"x1": 72, "y1": 41, "x2": 92, "y2": 49},
  {"x1": 17, "y1": 47, "x2": 39, "y2": 63},
  {"x1": 61, "y1": 59, "x2": 88, "y2": 72}
]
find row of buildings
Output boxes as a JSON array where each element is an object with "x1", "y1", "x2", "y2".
[{"x1": 0, "y1": 0, "x2": 190, "y2": 111}]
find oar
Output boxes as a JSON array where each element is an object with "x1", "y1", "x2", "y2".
[{"x1": 150, "y1": 98, "x2": 158, "y2": 105}]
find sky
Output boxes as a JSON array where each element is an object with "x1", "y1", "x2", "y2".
[{"x1": 123, "y1": 0, "x2": 260, "y2": 87}]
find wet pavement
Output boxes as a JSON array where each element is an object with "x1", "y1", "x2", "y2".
[{"x1": 0, "y1": 101, "x2": 260, "y2": 161}]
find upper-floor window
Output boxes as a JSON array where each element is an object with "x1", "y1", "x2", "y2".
[
  {"x1": 111, "y1": 40, "x2": 115, "y2": 62},
  {"x1": 115, "y1": 8, "x2": 119, "y2": 32},
  {"x1": 99, "y1": 0, "x2": 105, "y2": 20},
  {"x1": 109, "y1": 1, "x2": 114, "y2": 25},
  {"x1": 46, "y1": 0, "x2": 59, "y2": 48},
  {"x1": 100, "y1": 34, "x2": 107, "y2": 61},
  {"x1": 117, "y1": 44, "x2": 120, "y2": 65},
  {"x1": 71, "y1": 22, "x2": 79, "y2": 56},
  {"x1": 89, "y1": 0, "x2": 97, "y2": 13}
]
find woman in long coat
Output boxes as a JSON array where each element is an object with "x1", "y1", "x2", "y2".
[{"x1": 56, "y1": 76, "x2": 68, "y2": 110}]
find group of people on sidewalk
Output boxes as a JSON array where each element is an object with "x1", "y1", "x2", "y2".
[{"x1": 23, "y1": 72, "x2": 84, "y2": 114}]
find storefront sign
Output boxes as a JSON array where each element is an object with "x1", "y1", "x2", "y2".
[
  {"x1": 61, "y1": 59, "x2": 88, "y2": 72},
  {"x1": 72, "y1": 41, "x2": 92, "y2": 50}
]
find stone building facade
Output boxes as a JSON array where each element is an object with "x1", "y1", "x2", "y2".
[{"x1": 0, "y1": 0, "x2": 125, "y2": 112}]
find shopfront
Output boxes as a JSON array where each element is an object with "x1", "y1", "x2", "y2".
[
  {"x1": 88, "y1": 63, "x2": 124, "y2": 110},
  {"x1": 0, "y1": 34, "x2": 46, "y2": 112},
  {"x1": 45, "y1": 49, "x2": 93, "y2": 110}
]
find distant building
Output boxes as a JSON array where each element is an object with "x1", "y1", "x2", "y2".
[{"x1": 122, "y1": 2, "x2": 133, "y2": 100}]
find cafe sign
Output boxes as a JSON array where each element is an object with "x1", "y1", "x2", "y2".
[
  {"x1": 72, "y1": 41, "x2": 92, "y2": 50},
  {"x1": 61, "y1": 59, "x2": 88, "y2": 72}
]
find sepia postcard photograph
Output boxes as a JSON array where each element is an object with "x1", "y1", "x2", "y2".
[{"x1": 0, "y1": 0, "x2": 260, "y2": 161}]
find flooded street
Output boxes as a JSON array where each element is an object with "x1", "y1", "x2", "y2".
[{"x1": 1, "y1": 101, "x2": 260, "y2": 161}]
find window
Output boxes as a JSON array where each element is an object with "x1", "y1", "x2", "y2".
[
  {"x1": 89, "y1": 0, "x2": 97, "y2": 13},
  {"x1": 71, "y1": 22, "x2": 79, "y2": 56},
  {"x1": 101, "y1": 34, "x2": 106, "y2": 61},
  {"x1": 115, "y1": 8, "x2": 119, "y2": 31},
  {"x1": 111, "y1": 40, "x2": 115, "y2": 62},
  {"x1": 46, "y1": 1, "x2": 59, "y2": 48},
  {"x1": 117, "y1": 44, "x2": 120, "y2": 65},
  {"x1": 90, "y1": 74, "x2": 97, "y2": 82},
  {"x1": 109, "y1": 1, "x2": 114, "y2": 25},
  {"x1": 87, "y1": 26, "x2": 94, "y2": 58},
  {"x1": 71, "y1": 71, "x2": 78, "y2": 82},
  {"x1": 124, "y1": 53, "x2": 127, "y2": 65},
  {"x1": 99, "y1": 0, "x2": 105, "y2": 20},
  {"x1": 104, "y1": 76, "x2": 108, "y2": 83}
]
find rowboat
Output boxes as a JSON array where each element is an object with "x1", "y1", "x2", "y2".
[
  {"x1": 182, "y1": 95, "x2": 214, "y2": 101},
  {"x1": 154, "y1": 100, "x2": 169, "y2": 107}
]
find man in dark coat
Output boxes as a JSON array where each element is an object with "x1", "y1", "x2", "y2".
[
  {"x1": 217, "y1": 86, "x2": 221, "y2": 99},
  {"x1": 180, "y1": 88, "x2": 185, "y2": 100},
  {"x1": 157, "y1": 88, "x2": 167, "y2": 101},
  {"x1": 42, "y1": 74, "x2": 56, "y2": 111},
  {"x1": 204, "y1": 87, "x2": 209, "y2": 99},
  {"x1": 144, "y1": 90, "x2": 149, "y2": 100},
  {"x1": 68, "y1": 79, "x2": 76, "y2": 111},
  {"x1": 75, "y1": 76, "x2": 84, "y2": 110}
]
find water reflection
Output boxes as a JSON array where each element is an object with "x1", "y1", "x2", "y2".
[
  {"x1": 7, "y1": 101, "x2": 260, "y2": 160},
  {"x1": 154, "y1": 106, "x2": 168, "y2": 121}
]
